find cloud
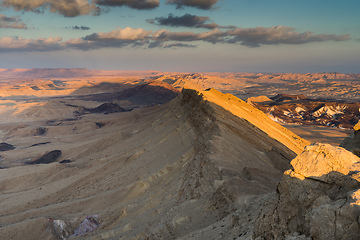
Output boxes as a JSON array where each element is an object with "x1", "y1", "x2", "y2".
[
  {"x1": 74, "y1": 27, "x2": 153, "y2": 50},
  {"x1": 147, "y1": 13, "x2": 234, "y2": 30},
  {"x1": 0, "y1": 14, "x2": 27, "y2": 29},
  {"x1": 163, "y1": 42, "x2": 196, "y2": 48},
  {"x1": 148, "y1": 13, "x2": 210, "y2": 28},
  {"x1": 166, "y1": 0, "x2": 219, "y2": 10},
  {"x1": 148, "y1": 41, "x2": 196, "y2": 48},
  {"x1": 0, "y1": 36, "x2": 63, "y2": 52},
  {"x1": 83, "y1": 27, "x2": 152, "y2": 41},
  {"x1": 0, "y1": 26, "x2": 350, "y2": 52},
  {"x1": 147, "y1": 14, "x2": 237, "y2": 29},
  {"x1": 94, "y1": 0, "x2": 160, "y2": 10},
  {"x1": 152, "y1": 28, "x2": 223, "y2": 43},
  {"x1": 0, "y1": 0, "x2": 159, "y2": 16},
  {"x1": 225, "y1": 26, "x2": 351, "y2": 47},
  {"x1": 68, "y1": 25, "x2": 91, "y2": 30},
  {"x1": 0, "y1": 0, "x2": 100, "y2": 17}
]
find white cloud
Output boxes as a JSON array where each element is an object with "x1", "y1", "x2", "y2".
[{"x1": 84, "y1": 27, "x2": 152, "y2": 41}]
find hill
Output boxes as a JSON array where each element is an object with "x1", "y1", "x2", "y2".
[{"x1": 0, "y1": 88, "x2": 307, "y2": 239}]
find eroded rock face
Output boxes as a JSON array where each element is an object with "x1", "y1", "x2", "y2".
[
  {"x1": 253, "y1": 96, "x2": 360, "y2": 129},
  {"x1": 253, "y1": 143, "x2": 360, "y2": 240}
]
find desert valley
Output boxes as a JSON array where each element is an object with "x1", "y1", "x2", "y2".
[{"x1": 0, "y1": 68, "x2": 360, "y2": 239}]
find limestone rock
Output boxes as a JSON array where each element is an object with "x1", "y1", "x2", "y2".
[
  {"x1": 253, "y1": 143, "x2": 360, "y2": 240},
  {"x1": 291, "y1": 143, "x2": 360, "y2": 183}
]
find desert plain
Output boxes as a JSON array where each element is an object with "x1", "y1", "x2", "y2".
[{"x1": 0, "y1": 69, "x2": 360, "y2": 239}]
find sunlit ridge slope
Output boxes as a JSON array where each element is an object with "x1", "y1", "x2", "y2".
[{"x1": 199, "y1": 88, "x2": 309, "y2": 155}]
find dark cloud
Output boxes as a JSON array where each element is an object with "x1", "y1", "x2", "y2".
[
  {"x1": 163, "y1": 42, "x2": 196, "y2": 48},
  {"x1": 148, "y1": 41, "x2": 196, "y2": 48},
  {"x1": 0, "y1": 26, "x2": 350, "y2": 53},
  {"x1": 147, "y1": 14, "x2": 236, "y2": 29},
  {"x1": 94, "y1": 0, "x2": 160, "y2": 10},
  {"x1": 69, "y1": 25, "x2": 90, "y2": 30},
  {"x1": 0, "y1": 14, "x2": 27, "y2": 29},
  {"x1": 166, "y1": 0, "x2": 219, "y2": 10},
  {"x1": 148, "y1": 13, "x2": 210, "y2": 28}
]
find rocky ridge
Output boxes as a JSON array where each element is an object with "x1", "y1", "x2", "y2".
[
  {"x1": 0, "y1": 87, "x2": 306, "y2": 239},
  {"x1": 253, "y1": 143, "x2": 360, "y2": 240}
]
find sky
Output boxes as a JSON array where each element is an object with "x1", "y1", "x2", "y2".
[{"x1": 0, "y1": 0, "x2": 359, "y2": 73}]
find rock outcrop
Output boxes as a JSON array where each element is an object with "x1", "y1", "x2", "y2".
[
  {"x1": 253, "y1": 143, "x2": 360, "y2": 240},
  {"x1": 86, "y1": 102, "x2": 126, "y2": 114},
  {"x1": 253, "y1": 97, "x2": 360, "y2": 129},
  {"x1": 25, "y1": 150, "x2": 62, "y2": 164},
  {"x1": 0, "y1": 142, "x2": 15, "y2": 151}
]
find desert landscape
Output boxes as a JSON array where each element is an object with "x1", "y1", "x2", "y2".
[
  {"x1": 0, "y1": 69, "x2": 359, "y2": 239},
  {"x1": 1, "y1": 0, "x2": 359, "y2": 238}
]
